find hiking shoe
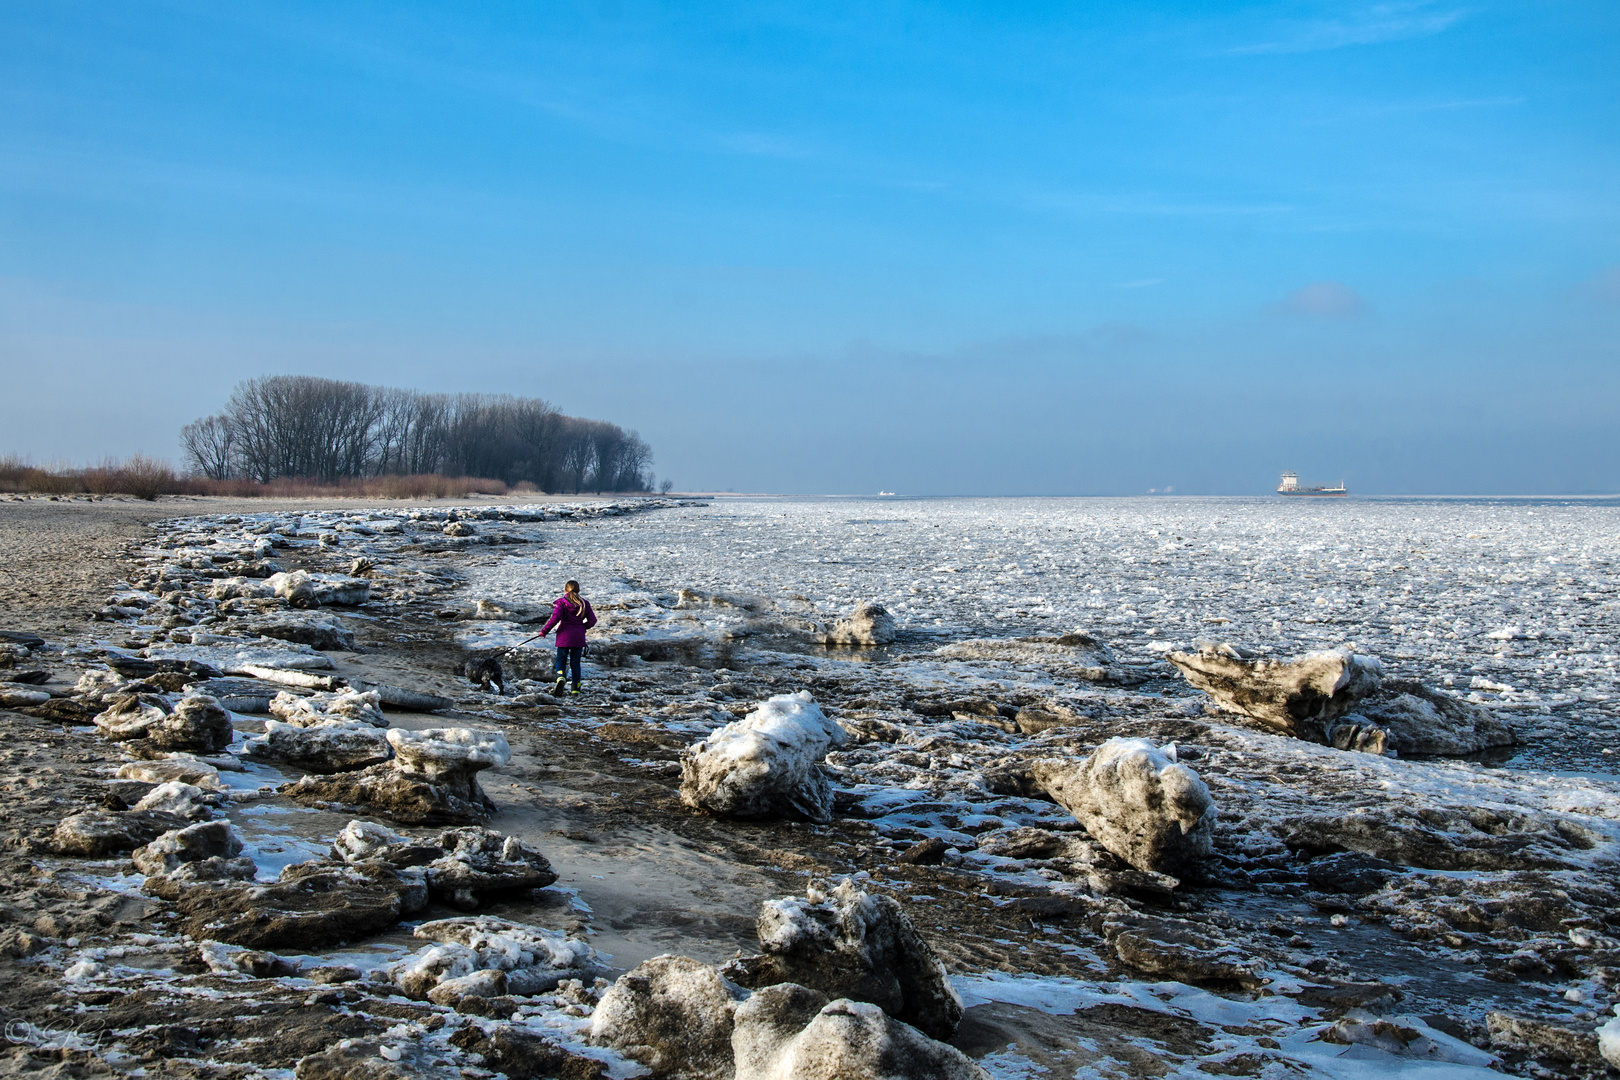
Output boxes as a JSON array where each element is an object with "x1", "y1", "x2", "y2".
[
  {"x1": 552, "y1": 679, "x2": 567, "y2": 695},
  {"x1": 570, "y1": 685, "x2": 583, "y2": 695}
]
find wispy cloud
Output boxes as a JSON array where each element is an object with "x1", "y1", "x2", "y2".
[
  {"x1": 1228, "y1": 3, "x2": 1467, "y2": 56},
  {"x1": 1273, "y1": 281, "x2": 1366, "y2": 318},
  {"x1": 1021, "y1": 189, "x2": 1291, "y2": 219}
]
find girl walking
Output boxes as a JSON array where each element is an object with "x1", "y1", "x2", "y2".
[{"x1": 540, "y1": 579, "x2": 597, "y2": 695}]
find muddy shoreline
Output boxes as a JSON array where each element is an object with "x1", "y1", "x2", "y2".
[{"x1": 1, "y1": 496, "x2": 1616, "y2": 1078}]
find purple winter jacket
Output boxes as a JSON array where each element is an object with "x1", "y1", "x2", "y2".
[{"x1": 540, "y1": 595, "x2": 597, "y2": 648}]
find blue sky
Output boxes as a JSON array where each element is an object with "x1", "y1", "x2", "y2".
[{"x1": 2, "y1": 1, "x2": 1617, "y2": 493}]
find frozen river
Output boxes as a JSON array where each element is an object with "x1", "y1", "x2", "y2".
[{"x1": 470, "y1": 494, "x2": 1620, "y2": 778}]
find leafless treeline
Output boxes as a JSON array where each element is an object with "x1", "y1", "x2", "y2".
[{"x1": 182, "y1": 376, "x2": 656, "y2": 493}]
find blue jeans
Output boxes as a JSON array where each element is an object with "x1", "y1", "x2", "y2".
[{"x1": 554, "y1": 646, "x2": 583, "y2": 686}]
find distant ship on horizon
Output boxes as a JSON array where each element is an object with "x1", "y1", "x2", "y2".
[{"x1": 1277, "y1": 471, "x2": 1347, "y2": 497}]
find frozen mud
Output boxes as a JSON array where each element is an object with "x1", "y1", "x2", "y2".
[{"x1": 2, "y1": 494, "x2": 1618, "y2": 1078}]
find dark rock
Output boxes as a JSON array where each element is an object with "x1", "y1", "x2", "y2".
[
  {"x1": 0, "y1": 631, "x2": 45, "y2": 649},
  {"x1": 1104, "y1": 913, "x2": 1266, "y2": 989},
  {"x1": 52, "y1": 809, "x2": 189, "y2": 856},
  {"x1": 450, "y1": 1025, "x2": 605, "y2": 1079},
  {"x1": 895, "y1": 837, "x2": 951, "y2": 865},
  {"x1": 7, "y1": 670, "x2": 49, "y2": 685},
  {"x1": 282, "y1": 763, "x2": 497, "y2": 826},
  {"x1": 1307, "y1": 852, "x2": 1402, "y2": 895},
  {"x1": 106, "y1": 655, "x2": 157, "y2": 679},
  {"x1": 169, "y1": 862, "x2": 408, "y2": 950},
  {"x1": 978, "y1": 762, "x2": 1052, "y2": 800}
]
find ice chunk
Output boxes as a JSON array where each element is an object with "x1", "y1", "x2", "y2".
[{"x1": 680, "y1": 691, "x2": 847, "y2": 823}]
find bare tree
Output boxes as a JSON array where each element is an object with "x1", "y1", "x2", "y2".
[
  {"x1": 185, "y1": 376, "x2": 653, "y2": 491},
  {"x1": 180, "y1": 414, "x2": 235, "y2": 479}
]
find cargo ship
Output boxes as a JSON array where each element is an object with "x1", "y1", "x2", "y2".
[{"x1": 1277, "y1": 471, "x2": 1347, "y2": 497}]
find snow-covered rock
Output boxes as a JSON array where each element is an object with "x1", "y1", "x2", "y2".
[
  {"x1": 388, "y1": 916, "x2": 596, "y2": 999},
  {"x1": 226, "y1": 611, "x2": 354, "y2": 650},
  {"x1": 283, "y1": 726, "x2": 510, "y2": 823},
  {"x1": 723, "y1": 879, "x2": 963, "y2": 1041},
  {"x1": 265, "y1": 570, "x2": 370, "y2": 608},
  {"x1": 388, "y1": 726, "x2": 511, "y2": 781},
  {"x1": 268, "y1": 689, "x2": 388, "y2": 728},
  {"x1": 144, "y1": 693, "x2": 234, "y2": 753},
  {"x1": 733, "y1": 988, "x2": 988, "y2": 1080},
  {"x1": 93, "y1": 693, "x2": 172, "y2": 741},
  {"x1": 117, "y1": 757, "x2": 223, "y2": 789},
  {"x1": 590, "y1": 954, "x2": 745, "y2": 1079},
  {"x1": 1167, "y1": 645, "x2": 1384, "y2": 738},
  {"x1": 1032, "y1": 737, "x2": 1214, "y2": 877},
  {"x1": 823, "y1": 602, "x2": 897, "y2": 646},
  {"x1": 245, "y1": 719, "x2": 394, "y2": 773},
  {"x1": 132, "y1": 820, "x2": 245, "y2": 877},
  {"x1": 331, "y1": 821, "x2": 558, "y2": 909},
  {"x1": 680, "y1": 692, "x2": 847, "y2": 824},
  {"x1": 1599, "y1": 1007, "x2": 1620, "y2": 1070},
  {"x1": 132, "y1": 780, "x2": 225, "y2": 820}
]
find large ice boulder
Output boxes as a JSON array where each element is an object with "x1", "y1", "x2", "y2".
[
  {"x1": 590, "y1": 954, "x2": 745, "y2": 1078},
  {"x1": 823, "y1": 603, "x2": 897, "y2": 646},
  {"x1": 1032, "y1": 738, "x2": 1215, "y2": 877},
  {"x1": 132, "y1": 780, "x2": 226, "y2": 820},
  {"x1": 680, "y1": 692, "x2": 847, "y2": 824},
  {"x1": 281, "y1": 727, "x2": 511, "y2": 824},
  {"x1": 1329, "y1": 680, "x2": 1516, "y2": 757},
  {"x1": 733, "y1": 988, "x2": 988, "y2": 1080},
  {"x1": 722, "y1": 879, "x2": 963, "y2": 1041},
  {"x1": 1167, "y1": 645, "x2": 1383, "y2": 738},
  {"x1": 389, "y1": 726, "x2": 511, "y2": 780},
  {"x1": 148, "y1": 693, "x2": 235, "y2": 753}
]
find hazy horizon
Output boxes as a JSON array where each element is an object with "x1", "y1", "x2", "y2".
[{"x1": 3, "y1": 2, "x2": 1617, "y2": 496}]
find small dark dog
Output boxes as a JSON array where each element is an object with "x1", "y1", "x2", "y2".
[{"x1": 461, "y1": 654, "x2": 505, "y2": 695}]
